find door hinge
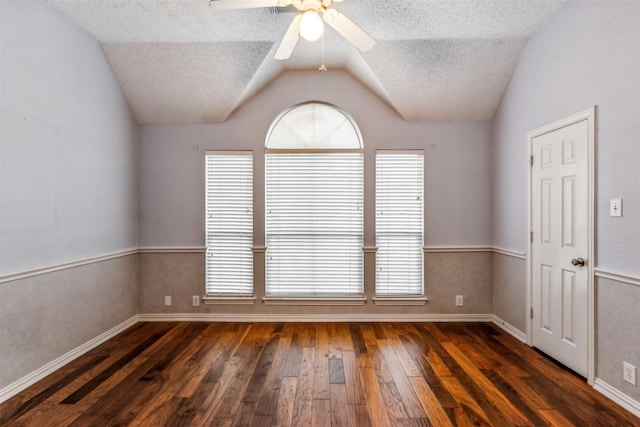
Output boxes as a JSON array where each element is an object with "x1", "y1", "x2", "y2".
[
  {"x1": 530, "y1": 155, "x2": 534, "y2": 167},
  {"x1": 530, "y1": 231, "x2": 533, "y2": 243},
  {"x1": 530, "y1": 307, "x2": 534, "y2": 319}
]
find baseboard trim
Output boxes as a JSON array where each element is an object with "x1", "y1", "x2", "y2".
[
  {"x1": 0, "y1": 315, "x2": 139, "y2": 404},
  {"x1": 491, "y1": 315, "x2": 527, "y2": 343},
  {"x1": 137, "y1": 313, "x2": 494, "y2": 323},
  {"x1": 593, "y1": 378, "x2": 640, "y2": 419}
]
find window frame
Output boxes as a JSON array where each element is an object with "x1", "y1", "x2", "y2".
[
  {"x1": 264, "y1": 102, "x2": 365, "y2": 303},
  {"x1": 203, "y1": 150, "x2": 255, "y2": 304},
  {"x1": 374, "y1": 150, "x2": 426, "y2": 301}
]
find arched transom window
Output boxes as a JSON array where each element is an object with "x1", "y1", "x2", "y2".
[{"x1": 266, "y1": 102, "x2": 362, "y2": 150}]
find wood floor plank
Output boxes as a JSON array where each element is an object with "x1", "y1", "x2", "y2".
[
  {"x1": 128, "y1": 324, "x2": 227, "y2": 425},
  {"x1": 463, "y1": 325, "x2": 529, "y2": 376},
  {"x1": 242, "y1": 334, "x2": 280, "y2": 403},
  {"x1": 493, "y1": 365, "x2": 551, "y2": 411},
  {"x1": 399, "y1": 333, "x2": 459, "y2": 410},
  {"x1": 409, "y1": 376, "x2": 455, "y2": 427},
  {"x1": 329, "y1": 383, "x2": 351, "y2": 427},
  {"x1": 275, "y1": 376, "x2": 298, "y2": 427},
  {"x1": 1, "y1": 323, "x2": 173, "y2": 425},
  {"x1": 68, "y1": 322, "x2": 207, "y2": 425},
  {"x1": 342, "y1": 350, "x2": 366, "y2": 405},
  {"x1": 387, "y1": 334, "x2": 422, "y2": 377},
  {"x1": 359, "y1": 366, "x2": 393, "y2": 427},
  {"x1": 378, "y1": 381, "x2": 412, "y2": 426},
  {"x1": 492, "y1": 332, "x2": 638, "y2": 425},
  {"x1": 255, "y1": 335, "x2": 293, "y2": 416},
  {"x1": 283, "y1": 333, "x2": 303, "y2": 377},
  {"x1": 481, "y1": 368, "x2": 549, "y2": 426},
  {"x1": 312, "y1": 323, "x2": 331, "y2": 400},
  {"x1": 441, "y1": 340, "x2": 532, "y2": 427},
  {"x1": 194, "y1": 356, "x2": 243, "y2": 425},
  {"x1": 179, "y1": 328, "x2": 238, "y2": 396},
  {"x1": 213, "y1": 326, "x2": 271, "y2": 419},
  {"x1": 2, "y1": 322, "x2": 638, "y2": 427},
  {"x1": 364, "y1": 343, "x2": 394, "y2": 384},
  {"x1": 312, "y1": 398, "x2": 332, "y2": 427},
  {"x1": 291, "y1": 347, "x2": 314, "y2": 427},
  {"x1": 379, "y1": 340, "x2": 428, "y2": 419},
  {"x1": 329, "y1": 358, "x2": 346, "y2": 385},
  {"x1": 348, "y1": 404, "x2": 372, "y2": 427},
  {"x1": 438, "y1": 376, "x2": 492, "y2": 426},
  {"x1": 538, "y1": 409, "x2": 575, "y2": 426},
  {"x1": 348, "y1": 323, "x2": 368, "y2": 359}
]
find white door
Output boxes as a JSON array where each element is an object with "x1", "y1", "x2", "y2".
[{"x1": 530, "y1": 118, "x2": 590, "y2": 377}]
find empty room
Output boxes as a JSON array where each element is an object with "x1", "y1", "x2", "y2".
[{"x1": 1, "y1": 0, "x2": 639, "y2": 425}]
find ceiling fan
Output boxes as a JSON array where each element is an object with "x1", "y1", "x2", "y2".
[{"x1": 209, "y1": 0, "x2": 376, "y2": 60}]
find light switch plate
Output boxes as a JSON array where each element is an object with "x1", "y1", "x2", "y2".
[{"x1": 609, "y1": 199, "x2": 622, "y2": 217}]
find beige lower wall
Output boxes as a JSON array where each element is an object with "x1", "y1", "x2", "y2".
[
  {"x1": 596, "y1": 276, "x2": 640, "y2": 402},
  {"x1": 491, "y1": 252, "x2": 526, "y2": 331},
  {"x1": 0, "y1": 254, "x2": 138, "y2": 389},
  {"x1": 139, "y1": 251, "x2": 492, "y2": 316}
]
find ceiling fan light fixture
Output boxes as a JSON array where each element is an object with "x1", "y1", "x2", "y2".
[{"x1": 299, "y1": 10, "x2": 324, "y2": 41}]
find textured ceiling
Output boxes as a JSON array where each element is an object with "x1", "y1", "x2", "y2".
[{"x1": 46, "y1": 0, "x2": 569, "y2": 123}]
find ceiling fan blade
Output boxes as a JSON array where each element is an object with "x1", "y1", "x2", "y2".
[
  {"x1": 324, "y1": 10, "x2": 375, "y2": 52},
  {"x1": 209, "y1": 0, "x2": 285, "y2": 10},
  {"x1": 274, "y1": 15, "x2": 302, "y2": 60}
]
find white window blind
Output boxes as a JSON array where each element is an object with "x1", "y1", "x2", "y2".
[
  {"x1": 376, "y1": 151, "x2": 424, "y2": 296},
  {"x1": 205, "y1": 152, "x2": 253, "y2": 296},
  {"x1": 266, "y1": 153, "x2": 363, "y2": 297}
]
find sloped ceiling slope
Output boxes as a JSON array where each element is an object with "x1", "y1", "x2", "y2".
[{"x1": 46, "y1": 0, "x2": 568, "y2": 123}]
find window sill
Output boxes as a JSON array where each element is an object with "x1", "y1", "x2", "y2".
[
  {"x1": 202, "y1": 296, "x2": 256, "y2": 305},
  {"x1": 262, "y1": 297, "x2": 367, "y2": 306},
  {"x1": 372, "y1": 297, "x2": 429, "y2": 306}
]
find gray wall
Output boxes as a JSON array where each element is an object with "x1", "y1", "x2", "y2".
[
  {"x1": 1, "y1": 1, "x2": 139, "y2": 273},
  {"x1": 491, "y1": 0, "x2": 640, "y2": 400},
  {"x1": 140, "y1": 70, "x2": 492, "y2": 249},
  {"x1": 0, "y1": 1, "x2": 139, "y2": 389},
  {"x1": 139, "y1": 70, "x2": 493, "y2": 315}
]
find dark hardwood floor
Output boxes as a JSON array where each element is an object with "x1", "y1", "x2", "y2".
[{"x1": 1, "y1": 322, "x2": 637, "y2": 426}]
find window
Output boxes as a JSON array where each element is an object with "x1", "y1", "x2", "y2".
[
  {"x1": 376, "y1": 151, "x2": 424, "y2": 296},
  {"x1": 205, "y1": 151, "x2": 253, "y2": 296},
  {"x1": 265, "y1": 102, "x2": 364, "y2": 298}
]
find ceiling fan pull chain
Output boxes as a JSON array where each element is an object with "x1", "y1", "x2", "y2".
[{"x1": 319, "y1": 29, "x2": 327, "y2": 71}]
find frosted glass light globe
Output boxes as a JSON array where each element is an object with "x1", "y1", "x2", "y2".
[{"x1": 299, "y1": 11, "x2": 324, "y2": 41}]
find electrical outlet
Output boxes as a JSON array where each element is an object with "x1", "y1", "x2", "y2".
[
  {"x1": 192, "y1": 295, "x2": 200, "y2": 307},
  {"x1": 610, "y1": 198, "x2": 622, "y2": 217},
  {"x1": 623, "y1": 362, "x2": 636, "y2": 385},
  {"x1": 164, "y1": 296, "x2": 171, "y2": 306},
  {"x1": 455, "y1": 295, "x2": 464, "y2": 307}
]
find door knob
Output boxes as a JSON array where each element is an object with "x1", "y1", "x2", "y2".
[{"x1": 571, "y1": 258, "x2": 586, "y2": 267}]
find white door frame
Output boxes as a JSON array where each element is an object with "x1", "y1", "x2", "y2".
[{"x1": 526, "y1": 106, "x2": 596, "y2": 384}]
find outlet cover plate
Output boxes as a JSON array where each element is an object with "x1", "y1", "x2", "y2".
[
  {"x1": 610, "y1": 199, "x2": 622, "y2": 217},
  {"x1": 455, "y1": 295, "x2": 464, "y2": 307},
  {"x1": 623, "y1": 362, "x2": 636, "y2": 385}
]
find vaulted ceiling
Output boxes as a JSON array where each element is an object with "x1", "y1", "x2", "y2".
[{"x1": 46, "y1": 0, "x2": 568, "y2": 124}]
